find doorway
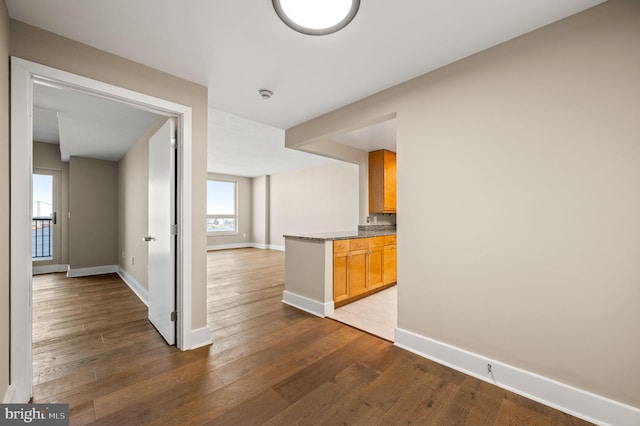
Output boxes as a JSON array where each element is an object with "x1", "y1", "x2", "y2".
[{"x1": 10, "y1": 57, "x2": 195, "y2": 403}]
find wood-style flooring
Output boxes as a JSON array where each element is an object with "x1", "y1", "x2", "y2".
[{"x1": 32, "y1": 248, "x2": 592, "y2": 425}]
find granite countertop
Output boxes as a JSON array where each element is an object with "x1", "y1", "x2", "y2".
[{"x1": 284, "y1": 225, "x2": 396, "y2": 242}]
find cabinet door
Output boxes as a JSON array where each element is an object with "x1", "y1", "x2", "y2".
[
  {"x1": 333, "y1": 251, "x2": 349, "y2": 303},
  {"x1": 348, "y1": 249, "x2": 369, "y2": 297},
  {"x1": 369, "y1": 149, "x2": 396, "y2": 213},
  {"x1": 369, "y1": 245, "x2": 384, "y2": 290},
  {"x1": 383, "y1": 245, "x2": 397, "y2": 285}
]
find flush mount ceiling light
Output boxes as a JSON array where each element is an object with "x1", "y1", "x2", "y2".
[{"x1": 273, "y1": 0, "x2": 360, "y2": 36}]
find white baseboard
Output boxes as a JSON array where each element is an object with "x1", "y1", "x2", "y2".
[
  {"x1": 282, "y1": 291, "x2": 333, "y2": 317},
  {"x1": 67, "y1": 264, "x2": 119, "y2": 278},
  {"x1": 207, "y1": 243, "x2": 253, "y2": 251},
  {"x1": 3, "y1": 384, "x2": 15, "y2": 403},
  {"x1": 189, "y1": 326, "x2": 212, "y2": 350},
  {"x1": 206, "y1": 243, "x2": 285, "y2": 251},
  {"x1": 117, "y1": 268, "x2": 149, "y2": 306},
  {"x1": 394, "y1": 328, "x2": 640, "y2": 426},
  {"x1": 32, "y1": 264, "x2": 68, "y2": 275}
]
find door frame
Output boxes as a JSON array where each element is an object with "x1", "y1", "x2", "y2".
[{"x1": 10, "y1": 57, "x2": 195, "y2": 403}]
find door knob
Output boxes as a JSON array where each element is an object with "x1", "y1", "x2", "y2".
[{"x1": 143, "y1": 236, "x2": 156, "y2": 242}]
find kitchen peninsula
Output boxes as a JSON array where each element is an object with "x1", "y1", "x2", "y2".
[{"x1": 282, "y1": 225, "x2": 396, "y2": 318}]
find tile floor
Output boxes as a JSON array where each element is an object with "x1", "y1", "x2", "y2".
[{"x1": 329, "y1": 285, "x2": 397, "y2": 341}]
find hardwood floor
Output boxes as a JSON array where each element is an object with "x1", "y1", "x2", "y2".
[{"x1": 31, "y1": 248, "x2": 592, "y2": 425}]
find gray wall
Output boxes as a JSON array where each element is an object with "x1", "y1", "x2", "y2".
[
  {"x1": 68, "y1": 157, "x2": 119, "y2": 270},
  {"x1": 285, "y1": 0, "x2": 640, "y2": 409}
]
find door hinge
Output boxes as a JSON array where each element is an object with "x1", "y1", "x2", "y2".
[
  {"x1": 171, "y1": 311, "x2": 177, "y2": 322},
  {"x1": 171, "y1": 224, "x2": 178, "y2": 235},
  {"x1": 170, "y1": 138, "x2": 177, "y2": 149}
]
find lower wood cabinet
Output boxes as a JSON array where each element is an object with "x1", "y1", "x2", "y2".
[{"x1": 333, "y1": 235, "x2": 397, "y2": 306}]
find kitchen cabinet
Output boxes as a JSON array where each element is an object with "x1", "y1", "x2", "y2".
[
  {"x1": 333, "y1": 235, "x2": 396, "y2": 306},
  {"x1": 383, "y1": 235, "x2": 397, "y2": 285},
  {"x1": 369, "y1": 149, "x2": 396, "y2": 214},
  {"x1": 368, "y1": 236, "x2": 385, "y2": 290},
  {"x1": 333, "y1": 241, "x2": 349, "y2": 303}
]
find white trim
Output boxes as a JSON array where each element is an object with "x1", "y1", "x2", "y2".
[
  {"x1": 394, "y1": 328, "x2": 640, "y2": 426},
  {"x1": 67, "y1": 265, "x2": 119, "y2": 278},
  {"x1": 117, "y1": 268, "x2": 149, "y2": 306},
  {"x1": 32, "y1": 264, "x2": 68, "y2": 275},
  {"x1": 282, "y1": 290, "x2": 334, "y2": 317},
  {"x1": 206, "y1": 243, "x2": 285, "y2": 251},
  {"x1": 189, "y1": 326, "x2": 212, "y2": 350},
  {"x1": 3, "y1": 385, "x2": 16, "y2": 403},
  {"x1": 207, "y1": 243, "x2": 253, "y2": 251},
  {"x1": 10, "y1": 57, "x2": 195, "y2": 403}
]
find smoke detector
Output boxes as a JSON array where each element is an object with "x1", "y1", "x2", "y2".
[{"x1": 258, "y1": 89, "x2": 273, "y2": 100}]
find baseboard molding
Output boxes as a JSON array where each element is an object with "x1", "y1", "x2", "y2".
[
  {"x1": 3, "y1": 385, "x2": 16, "y2": 403},
  {"x1": 207, "y1": 243, "x2": 253, "y2": 251},
  {"x1": 117, "y1": 268, "x2": 149, "y2": 306},
  {"x1": 206, "y1": 243, "x2": 285, "y2": 251},
  {"x1": 189, "y1": 326, "x2": 212, "y2": 350},
  {"x1": 282, "y1": 291, "x2": 333, "y2": 317},
  {"x1": 394, "y1": 328, "x2": 640, "y2": 426},
  {"x1": 67, "y1": 265, "x2": 119, "y2": 278},
  {"x1": 32, "y1": 264, "x2": 68, "y2": 275}
]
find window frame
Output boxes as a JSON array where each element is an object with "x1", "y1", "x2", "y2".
[{"x1": 207, "y1": 177, "x2": 238, "y2": 236}]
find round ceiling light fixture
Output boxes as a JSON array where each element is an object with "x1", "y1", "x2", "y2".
[{"x1": 272, "y1": 0, "x2": 360, "y2": 36}]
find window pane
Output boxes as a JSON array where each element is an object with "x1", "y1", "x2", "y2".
[
  {"x1": 207, "y1": 180, "x2": 235, "y2": 215},
  {"x1": 207, "y1": 218, "x2": 235, "y2": 233},
  {"x1": 33, "y1": 174, "x2": 53, "y2": 218}
]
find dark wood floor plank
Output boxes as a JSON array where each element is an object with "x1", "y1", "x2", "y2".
[{"x1": 30, "y1": 248, "x2": 594, "y2": 425}]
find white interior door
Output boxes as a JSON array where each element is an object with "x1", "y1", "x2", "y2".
[{"x1": 147, "y1": 118, "x2": 177, "y2": 345}]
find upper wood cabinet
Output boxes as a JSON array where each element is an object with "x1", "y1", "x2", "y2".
[{"x1": 369, "y1": 149, "x2": 396, "y2": 213}]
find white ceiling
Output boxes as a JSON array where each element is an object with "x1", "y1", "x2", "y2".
[
  {"x1": 33, "y1": 82, "x2": 161, "y2": 162},
  {"x1": 12, "y1": 0, "x2": 606, "y2": 174}
]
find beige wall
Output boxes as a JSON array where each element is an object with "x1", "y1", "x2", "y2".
[
  {"x1": 0, "y1": 1, "x2": 9, "y2": 399},
  {"x1": 10, "y1": 20, "x2": 209, "y2": 330},
  {"x1": 206, "y1": 173, "x2": 252, "y2": 248},
  {"x1": 119, "y1": 118, "x2": 167, "y2": 290},
  {"x1": 33, "y1": 142, "x2": 70, "y2": 265},
  {"x1": 69, "y1": 157, "x2": 119, "y2": 269},
  {"x1": 251, "y1": 175, "x2": 269, "y2": 247},
  {"x1": 285, "y1": 0, "x2": 640, "y2": 408},
  {"x1": 269, "y1": 161, "x2": 359, "y2": 248}
]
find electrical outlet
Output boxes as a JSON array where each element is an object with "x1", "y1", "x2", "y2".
[{"x1": 131, "y1": 257, "x2": 135, "y2": 265}]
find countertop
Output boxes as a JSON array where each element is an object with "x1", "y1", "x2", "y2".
[{"x1": 283, "y1": 229, "x2": 396, "y2": 242}]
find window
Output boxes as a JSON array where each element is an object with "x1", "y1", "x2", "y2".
[{"x1": 207, "y1": 179, "x2": 237, "y2": 234}]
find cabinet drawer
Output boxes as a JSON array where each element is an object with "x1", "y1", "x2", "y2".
[
  {"x1": 349, "y1": 238, "x2": 369, "y2": 251},
  {"x1": 384, "y1": 235, "x2": 397, "y2": 245},
  {"x1": 333, "y1": 240, "x2": 350, "y2": 253},
  {"x1": 369, "y1": 236, "x2": 385, "y2": 249}
]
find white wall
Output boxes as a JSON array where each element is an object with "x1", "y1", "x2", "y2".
[
  {"x1": 284, "y1": 0, "x2": 640, "y2": 412},
  {"x1": 269, "y1": 161, "x2": 359, "y2": 249}
]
